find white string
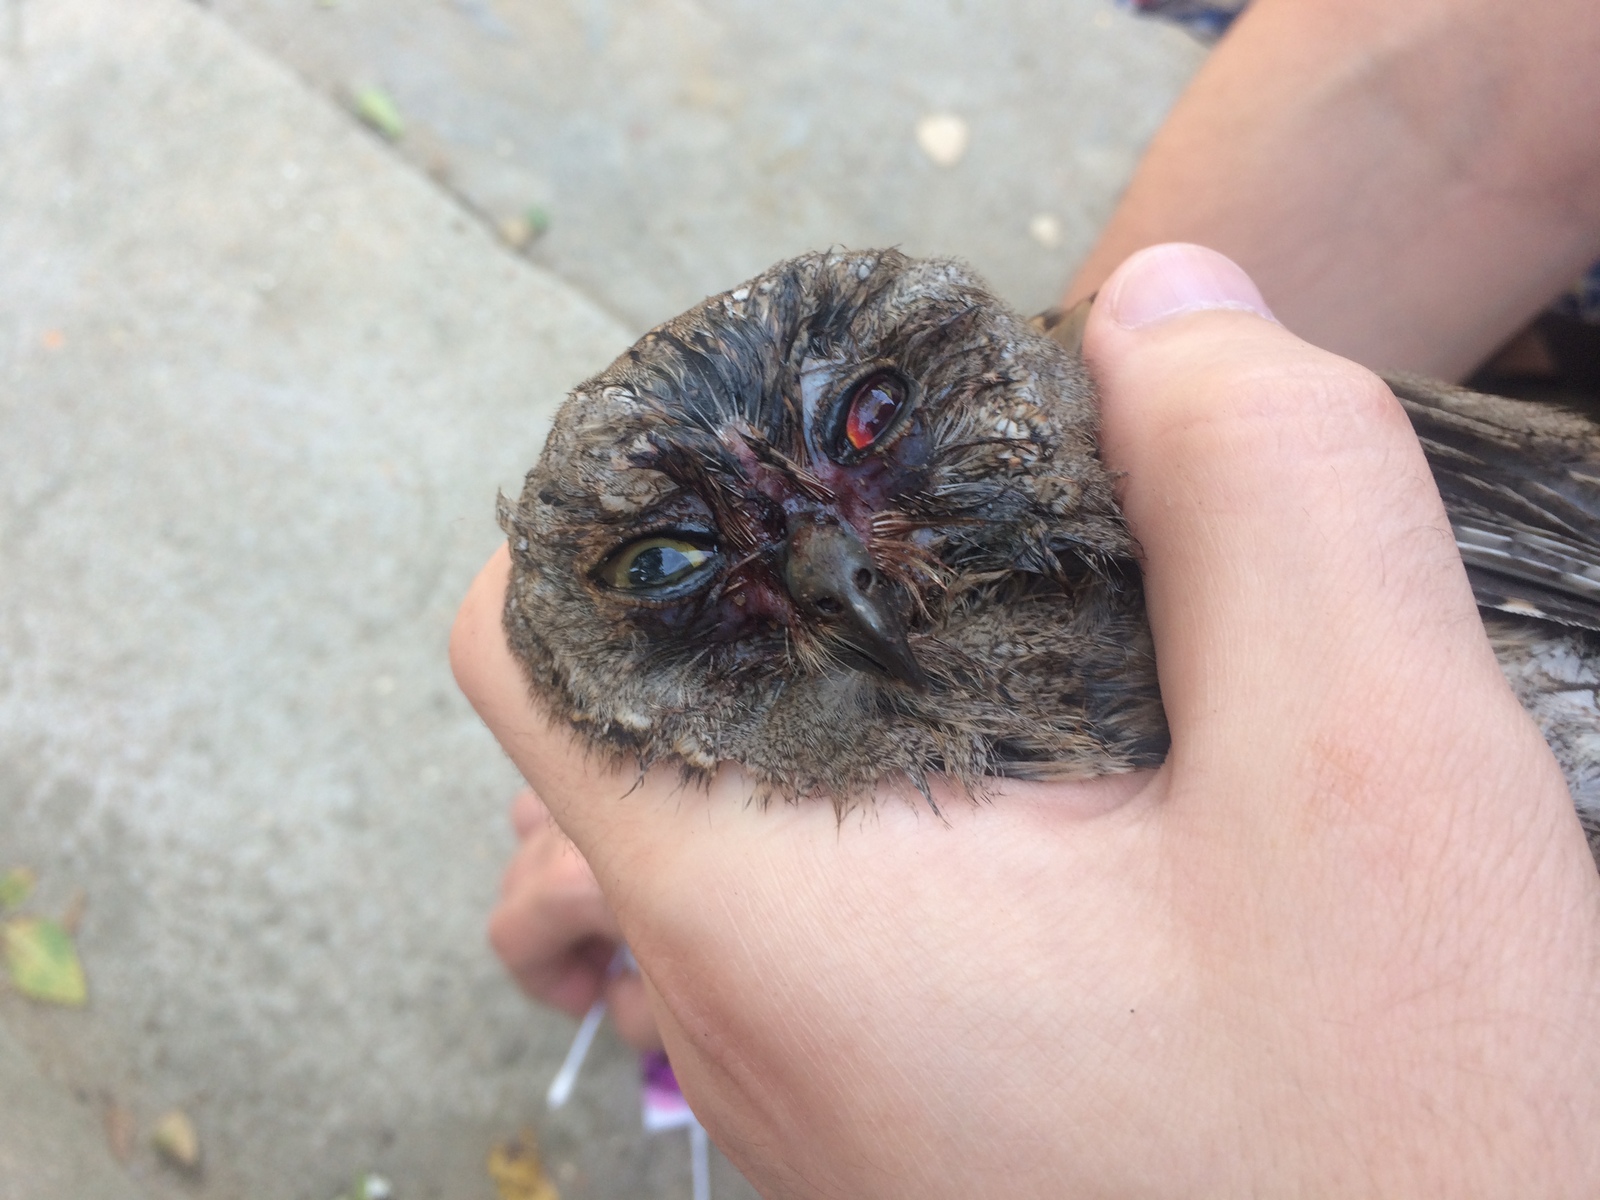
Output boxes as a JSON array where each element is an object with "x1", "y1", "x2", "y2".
[
  {"x1": 546, "y1": 945, "x2": 635, "y2": 1109},
  {"x1": 545, "y1": 997, "x2": 606, "y2": 1109},
  {"x1": 689, "y1": 1120, "x2": 710, "y2": 1200}
]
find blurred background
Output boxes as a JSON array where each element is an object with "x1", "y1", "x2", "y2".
[{"x1": 0, "y1": 1, "x2": 1200, "y2": 1196}]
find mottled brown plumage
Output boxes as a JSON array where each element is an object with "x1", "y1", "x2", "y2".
[{"x1": 501, "y1": 249, "x2": 1600, "y2": 855}]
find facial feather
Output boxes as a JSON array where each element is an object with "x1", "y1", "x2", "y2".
[{"x1": 500, "y1": 248, "x2": 1164, "y2": 802}]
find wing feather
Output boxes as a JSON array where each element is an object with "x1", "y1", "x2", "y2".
[{"x1": 1385, "y1": 373, "x2": 1600, "y2": 632}]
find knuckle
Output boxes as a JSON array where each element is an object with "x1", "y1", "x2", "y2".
[
  {"x1": 1160, "y1": 336, "x2": 1410, "y2": 472},
  {"x1": 486, "y1": 905, "x2": 524, "y2": 965}
]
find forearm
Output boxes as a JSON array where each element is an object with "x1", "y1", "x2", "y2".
[{"x1": 1068, "y1": 0, "x2": 1600, "y2": 378}]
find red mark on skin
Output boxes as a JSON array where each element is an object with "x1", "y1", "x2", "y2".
[
  {"x1": 708, "y1": 416, "x2": 933, "y2": 551},
  {"x1": 714, "y1": 577, "x2": 790, "y2": 633},
  {"x1": 673, "y1": 417, "x2": 932, "y2": 640}
]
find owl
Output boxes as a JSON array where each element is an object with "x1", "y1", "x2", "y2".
[{"x1": 500, "y1": 249, "x2": 1600, "y2": 855}]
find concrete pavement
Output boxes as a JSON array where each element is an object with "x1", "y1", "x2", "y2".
[
  {"x1": 0, "y1": 0, "x2": 1199, "y2": 1195},
  {"x1": 208, "y1": 0, "x2": 1203, "y2": 331}
]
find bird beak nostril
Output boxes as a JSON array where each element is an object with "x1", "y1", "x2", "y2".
[{"x1": 782, "y1": 521, "x2": 926, "y2": 688}]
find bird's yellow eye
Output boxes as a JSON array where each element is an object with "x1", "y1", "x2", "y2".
[{"x1": 598, "y1": 536, "x2": 718, "y2": 594}]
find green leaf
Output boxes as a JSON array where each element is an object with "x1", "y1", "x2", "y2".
[
  {"x1": 3, "y1": 917, "x2": 87, "y2": 1006},
  {"x1": 353, "y1": 86, "x2": 405, "y2": 140},
  {"x1": 327, "y1": 1172, "x2": 393, "y2": 1200},
  {"x1": 0, "y1": 866, "x2": 34, "y2": 910}
]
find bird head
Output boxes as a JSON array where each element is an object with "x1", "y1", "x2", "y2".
[{"x1": 500, "y1": 249, "x2": 1146, "y2": 792}]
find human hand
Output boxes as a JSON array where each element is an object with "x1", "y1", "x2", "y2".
[
  {"x1": 454, "y1": 244, "x2": 1600, "y2": 1197},
  {"x1": 489, "y1": 786, "x2": 662, "y2": 1052}
]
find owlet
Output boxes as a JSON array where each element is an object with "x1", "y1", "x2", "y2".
[{"x1": 500, "y1": 249, "x2": 1600, "y2": 860}]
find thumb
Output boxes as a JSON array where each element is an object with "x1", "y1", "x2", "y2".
[{"x1": 1082, "y1": 244, "x2": 1526, "y2": 801}]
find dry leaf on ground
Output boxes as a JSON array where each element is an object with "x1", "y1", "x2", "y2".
[
  {"x1": 0, "y1": 866, "x2": 35, "y2": 910},
  {"x1": 152, "y1": 1109, "x2": 201, "y2": 1171},
  {"x1": 488, "y1": 1128, "x2": 559, "y2": 1200},
  {"x1": 103, "y1": 1100, "x2": 136, "y2": 1162},
  {"x1": 2, "y1": 916, "x2": 87, "y2": 1005},
  {"x1": 60, "y1": 889, "x2": 88, "y2": 935}
]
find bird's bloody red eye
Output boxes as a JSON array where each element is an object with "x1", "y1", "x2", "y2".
[{"x1": 842, "y1": 373, "x2": 907, "y2": 452}]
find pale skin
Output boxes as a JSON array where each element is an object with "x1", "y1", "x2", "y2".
[
  {"x1": 489, "y1": 784, "x2": 661, "y2": 1051},
  {"x1": 467, "y1": 0, "x2": 1600, "y2": 1188},
  {"x1": 485, "y1": 0, "x2": 1600, "y2": 1065},
  {"x1": 1066, "y1": 0, "x2": 1600, "y2": 380},
  {"x1": 455, "y1": 245, "x2": 1600, "y2": 1195}
]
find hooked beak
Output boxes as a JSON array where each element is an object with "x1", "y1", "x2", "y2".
[{"x1": 782, "y1": 520, "x2": 927, "y2": 689}]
